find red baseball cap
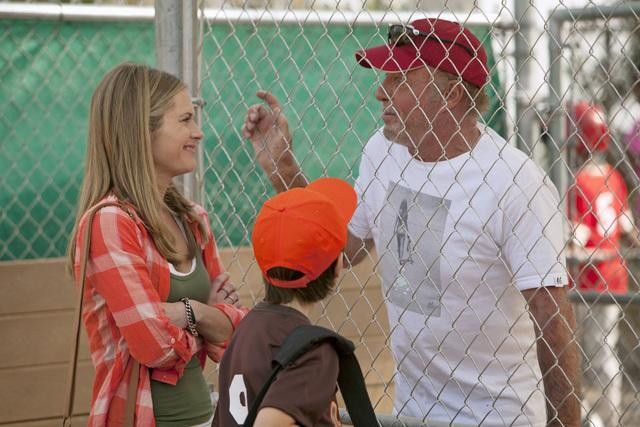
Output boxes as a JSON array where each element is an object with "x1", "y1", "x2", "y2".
[
  {"x1": 252, "y1": 177, "x2": 357, "y2": 288},
  {"x1": 572, "y1": 100, "x2": 610, "y2": 154},
  {"x1": 355, "y1": 18, "x2": 488, "y2": 88}
]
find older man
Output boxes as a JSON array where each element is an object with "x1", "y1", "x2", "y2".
[{"x1": 242, "y1": 18, "x2": 580, "y2": 427}]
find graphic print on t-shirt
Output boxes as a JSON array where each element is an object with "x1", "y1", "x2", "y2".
[
  {"x1": 394, "y1": 199, "x2": 414, "y2": 265},
  {"x1": 379, "y1": 183, "x2": 450, "y2": 317}
]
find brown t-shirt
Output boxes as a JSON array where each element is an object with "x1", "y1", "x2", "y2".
[{"x1": 213, "y1": 302, "x2": 341, "y2": 426}]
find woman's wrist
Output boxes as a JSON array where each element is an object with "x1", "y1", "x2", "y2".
[
  {"x1": 190, "y1": 300, "x2": 233, "y2": 343},
  {"x1": 180, "y1": 298, "x2": 199, "y2": 337}
]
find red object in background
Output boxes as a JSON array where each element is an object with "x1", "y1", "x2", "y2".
[
  {"x1": 570, "y1": 166, "x2": 629, "y2": 294},
  {"x1": 573, "y1": 100, "x2": 611, "y2": 154}
]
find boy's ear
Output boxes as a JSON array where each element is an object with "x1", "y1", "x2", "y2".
[{"x1": 334, "y1": 253, "x2": 344, "y2": 277}]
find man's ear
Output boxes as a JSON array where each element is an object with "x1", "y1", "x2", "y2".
[{"x1": 445, "y1": 79, "x2": 466, "y2": 109}]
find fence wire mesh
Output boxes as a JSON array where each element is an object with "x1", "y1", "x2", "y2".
[
  {"x1": 197, "y1": 3, "x2": 640, "y2": 426},
  {"x1": 0, "y1": 15, "x2": 155, "y2": 259},
  {"x1": 3, "y1": 1, "x2": 640, "y2": 426},
  {"x1": 551, "y1": 7, "x2": 640, "y2": 426}
]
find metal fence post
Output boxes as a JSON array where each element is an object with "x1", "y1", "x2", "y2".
[
  {"x1": 513, "y1": 0, "x2": 536, "y2": 158},
  {"x1": 546, "y1": 7, "x2": 567, "y2": 197},
  {"x1": 155, "y1": 0, "x2": 201, "y2": 203}
]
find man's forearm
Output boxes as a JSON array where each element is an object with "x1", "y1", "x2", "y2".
[
  {"x1": 523, "y1": 287, "x2": 581, "y2": 426},
  {"x1": 537, "y1": 308, "x2": 581, "y2": 426},
  {"x1": 343, "y1": 233, "x2": 374, "y2": 267},
  {"x1": 264, "y1": 153, "x2": 307, "y2": 193}
]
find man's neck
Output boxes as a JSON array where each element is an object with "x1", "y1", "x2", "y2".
[{"x1": 413, "y1": 120, "x2": 481, "y2": 162}]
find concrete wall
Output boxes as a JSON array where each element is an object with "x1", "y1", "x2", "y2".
[{"x1": 0, "y1": 248, "x2": 393, "y2": 425}]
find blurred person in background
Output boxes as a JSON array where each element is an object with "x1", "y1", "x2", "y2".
[
  {"x1": 66, "y1": 62, "x2": 245, "y2": 426},
  {"x1": 242, "y1": 18, "x2": 580, "y2": 427},
  {"x1": 610, "y1": 79, "x2": 640, "y2": 215},
  {"x1": 568, "y1": 101, "x2": 640, "y2": 427}
]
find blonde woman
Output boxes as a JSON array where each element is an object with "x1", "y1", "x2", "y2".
[{"x1": 67, "y1": 63, "x2": 245, "y2": 426}]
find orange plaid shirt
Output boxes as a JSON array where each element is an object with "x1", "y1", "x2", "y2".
[{"x1": 74, "y1": 195, "x2": 245, "y2": 426}]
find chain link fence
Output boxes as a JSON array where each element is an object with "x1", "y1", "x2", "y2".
[
  {"x1": 199, "y1": 10, "x2": 505, "y2": 249},
  {"x1": 546, "y1": 4, "x2": 640, "y2": 425},
  {"x1": 0, "y1": 4, "x2": 155, "y2": 259},
  {"x1": 4, "y1": 1, "x2": 640, "y2": 425}
]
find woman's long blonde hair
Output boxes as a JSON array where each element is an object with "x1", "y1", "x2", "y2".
[{"x1": 67, "y1": 62, "x2": 205, "y2": 272}]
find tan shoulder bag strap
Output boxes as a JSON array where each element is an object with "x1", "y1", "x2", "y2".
[{"x1": 62, "y1": 202, "x2": 140, "y2": 427}]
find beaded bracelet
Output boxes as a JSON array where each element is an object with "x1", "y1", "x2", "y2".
[{"x1": 180, "y1": 297, "x2": 199, "y2": 337}]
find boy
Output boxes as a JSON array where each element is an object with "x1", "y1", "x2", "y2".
[{"x1": 213, "y1": 177, "x2": 357, "y2": 426}]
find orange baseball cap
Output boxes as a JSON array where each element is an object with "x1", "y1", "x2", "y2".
[{"x1": 252, "y1": 177, "x2": 357, "y2": 288}]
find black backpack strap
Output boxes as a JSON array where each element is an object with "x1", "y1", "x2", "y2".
[
  {"x1": 243, "y1": 365, "x2": 283, "y2": 427},
  {"x1": 336, "y1": 351, "x2": 379, "y2": 426},
  {"x1": 244, "y1": 325, "x2": 378, "y2": 427}
]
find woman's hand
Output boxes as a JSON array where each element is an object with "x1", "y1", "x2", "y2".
[
  {"x1": 209, "y1": 272, "x2": 242, "y2": 307},
  {"x1": 161, "y1": 302, "x2": 187, "y2": 329}
]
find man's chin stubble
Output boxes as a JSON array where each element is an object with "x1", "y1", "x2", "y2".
[{"x1": 383, "y1": 127, "x2": 404, "y2": 145}]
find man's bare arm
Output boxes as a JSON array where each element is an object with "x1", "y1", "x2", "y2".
[
  {"x1": 522, "y1": 286, "x2": 581, "y2": 427},
  {"x1": 243, "y1": 92, "x2": 374, "y2": 265},
  {"x1": 344, "y1": 232, "x2": 374, "y2": 268}
]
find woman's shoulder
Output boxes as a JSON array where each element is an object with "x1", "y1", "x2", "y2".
[
  {"x1": 185, "y1": 202, "x2": 215, "y2": 244},
  {"x1": 73, "y1": 196, "x2": 147, "y2": 265},
  {"x1": 188, "y1": 202, "x2": 211, "y2": 229},
  {"x1": 189, "y1": 202, "x2": 208, "y2": 220},
  {"x1": 78, "y1": 194, "x2": 142, "y2": 231}
]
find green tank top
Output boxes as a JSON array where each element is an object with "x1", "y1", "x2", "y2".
[{"x1": 151, "y1": 221, "x2": 213, "y2": 426}]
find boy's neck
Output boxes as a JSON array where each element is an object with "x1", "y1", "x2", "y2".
[{"x1": 282, "y1": 299, "x2": 316, "y2": 318}]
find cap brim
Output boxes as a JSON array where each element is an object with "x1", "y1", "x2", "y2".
[
  {"x1": 306, "y1": 177, "x2": 357, "y2": 224},
  {"x1": 355, "y1": 44, "x2": 424, "y2": 72}
]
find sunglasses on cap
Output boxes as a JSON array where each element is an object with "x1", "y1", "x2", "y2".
[{"x1": 387, "y1": 24, "x2": 475, "y2": 58}]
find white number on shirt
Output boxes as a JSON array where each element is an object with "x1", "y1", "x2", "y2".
[
  {"x1": 229, "y1": 374, "x2": 249, "y2": 423},
  {"x1": 595, "y1": 192, "x2": 618, "y2": 237}
]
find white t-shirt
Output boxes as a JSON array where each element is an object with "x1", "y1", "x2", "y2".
[{"x1": 350, "y1": 126, "x2": 568, "y2": 427}]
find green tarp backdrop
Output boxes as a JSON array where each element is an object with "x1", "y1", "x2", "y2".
[{"x1": 0, "y1": 18, "x2": 504, "y2": 260}]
